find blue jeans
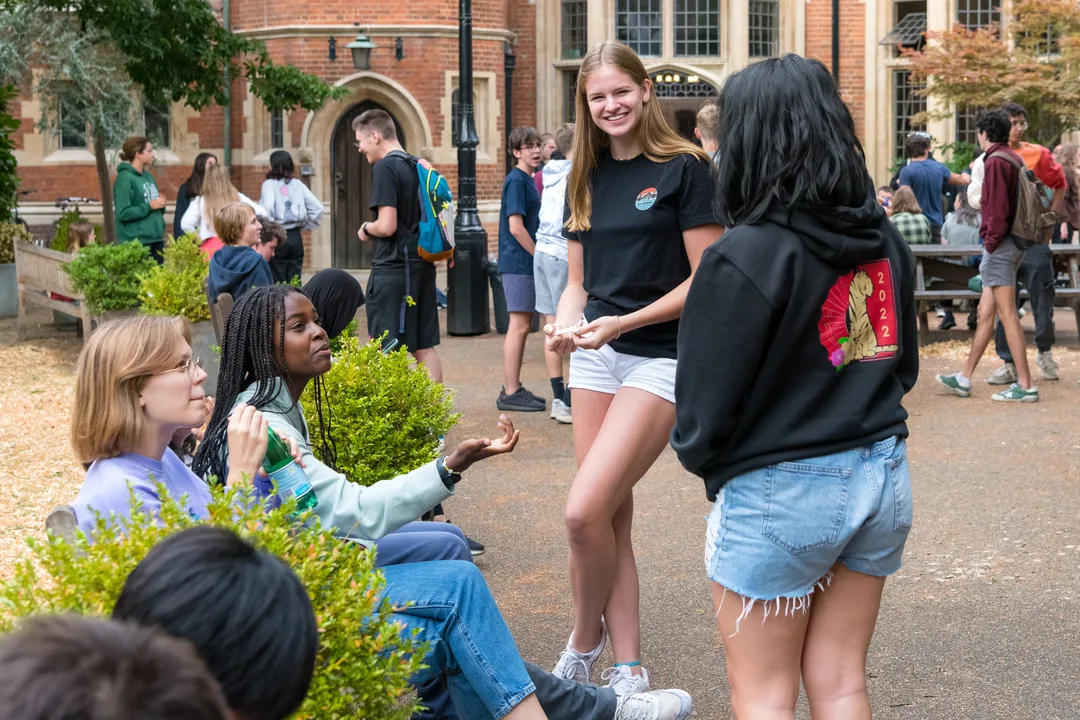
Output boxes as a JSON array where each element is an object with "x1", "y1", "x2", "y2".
[
  {"x1": 383, "y1": 561, "x2": 537, "y2": 720},
  {"x1": 706, "y1": 437, "x2": 912, "y2": 602},
  {"x1": 375, "y1": 521, "x2": 472, "y2": 567}
]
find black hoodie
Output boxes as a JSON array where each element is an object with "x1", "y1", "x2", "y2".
[{"x1": 671, "y1": 193, "x2": 918, "y2": 501}]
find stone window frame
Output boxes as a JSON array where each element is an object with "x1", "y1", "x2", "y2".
[{"x1": 434, "y1": 70, "x2": 498, "y2": 166}]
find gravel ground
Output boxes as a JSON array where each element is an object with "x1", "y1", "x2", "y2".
[{"x1": 2, "y1": 303, "x2": 1079, "y2": 718}]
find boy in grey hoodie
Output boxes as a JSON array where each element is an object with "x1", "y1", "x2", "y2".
[{"x1": 534, "y1": 123, "x2": 575, "y2": 424}]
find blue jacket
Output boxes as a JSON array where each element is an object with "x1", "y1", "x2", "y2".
[{"x1": 209, "y1": 245, "x2": 273, "y2": 302}]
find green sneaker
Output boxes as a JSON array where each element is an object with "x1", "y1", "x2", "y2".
[
  {"x1": 991, "y1": 383, "x2": 1039, "y2": 403},
  {"x1": 936, "y1": 373, "x2": 971, "y2": 398}
]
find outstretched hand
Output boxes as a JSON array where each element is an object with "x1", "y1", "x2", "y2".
[{"x1": 445, "y1": 415, "x2": 520, "y2": 474}]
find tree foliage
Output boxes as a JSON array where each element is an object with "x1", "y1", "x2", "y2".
[
  {"x1": 904, "y1": 0, "x2": 1080, "y2": 146},
  {"x1": 0, "y1": 85, "x2": 20, "y2": 221}
]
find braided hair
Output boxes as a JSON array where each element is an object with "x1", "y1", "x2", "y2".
[{"x1": 192, "y1": 285, "x2": 336, "y2": 483}]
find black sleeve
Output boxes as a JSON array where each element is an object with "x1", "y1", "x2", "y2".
[
  {"x1": 670, "y1": 245, "x2": 773, "y2": 478},
  {"x1": 678, "y1": 156, "x2": 718, "y2": 231},
  {"x1": 369, "y1": 159, "x2": 399, "y2": 213},
  {"x1": 561, "y1": 189, "x2": 577, "y2": 241},
  {"x1": 173, "y1": 184, "x2": 189, "y2": 239},
  {"x1": 896, "y1": 248, "x2": 920, "y2": 393}
]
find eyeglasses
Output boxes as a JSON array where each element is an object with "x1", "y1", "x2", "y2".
[
  {"x1": 152, "y1": 357, "x2": 203, "y2": 381},
  {"x1": 520, "y1": 143, "x2": 543, "y2": 151}
]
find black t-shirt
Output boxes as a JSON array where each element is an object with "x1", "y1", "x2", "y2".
[
  {"x1": 564, "y1": 151, "x2": 717, "y2": 358},
  {"x1": 369, "y1": 150, "x2": 424, "y2": 271}
]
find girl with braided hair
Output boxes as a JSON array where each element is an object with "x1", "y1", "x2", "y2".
[{"x1": 193, "y1": 285, "x2": 519, "y2": 556}]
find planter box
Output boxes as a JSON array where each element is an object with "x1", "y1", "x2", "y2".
[
  {"x1": 0, "y1": 263, "x2": 15, "y2": 318},
  {"x1": 189, "y1": 320, "x2": 220, "y2": 396}
]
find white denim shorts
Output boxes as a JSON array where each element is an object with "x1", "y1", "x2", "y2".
[{"x1": 568, "y1": 343, "x2": 677, "y2": 404}]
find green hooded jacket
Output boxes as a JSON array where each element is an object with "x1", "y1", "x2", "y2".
[{"x1": 113, "y1": 162, "x2": 166, "y2": 244}]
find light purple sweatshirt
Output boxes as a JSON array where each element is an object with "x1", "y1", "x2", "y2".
[{"x1": 72, "y1": 449, "x2": 213, "y2": 535}]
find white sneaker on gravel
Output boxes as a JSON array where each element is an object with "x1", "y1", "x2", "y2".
[
  {"x1": 986, "y1": 363, "x2": 1018, "y2": 385},
  {"x1": 615, "y1": 688, "x2": 693, "y2": 720},
  {"x1": 551, "y1": 620, "x2": 607, "y2": 683},
  {"x1": 1037, "y1": 351, "x2": 1059, "y2": 381},
  {"x1": 551, "y1": 398, "x2": 573, "y2": 424},
  {"x1": 602, "y1": 665, "x2": 650, "y2": 700}
]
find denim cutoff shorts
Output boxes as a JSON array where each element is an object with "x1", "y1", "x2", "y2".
[{"x1": 705, "y1": 437, "x2": 912, "y2": 602}]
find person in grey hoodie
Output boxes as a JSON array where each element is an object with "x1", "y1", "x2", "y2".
[
  {"x1": 534, "y1": 123, "x2": 575, "y2": 425},
  {"x1": 259, "y1": 151, "x2": 324, "y2": 284}
]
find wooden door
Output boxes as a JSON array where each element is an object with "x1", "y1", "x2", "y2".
[{"x1": 330, "y1": 102, "x2": 406, "y2": 269}]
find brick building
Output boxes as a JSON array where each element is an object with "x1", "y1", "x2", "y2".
[{"x1": 12, "y1": 0, "x2": 1025, "y2": 271}]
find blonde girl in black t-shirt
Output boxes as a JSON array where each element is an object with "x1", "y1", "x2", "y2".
[{"x1": 545, "y1": 40, "x2": 722, "y2": 698}]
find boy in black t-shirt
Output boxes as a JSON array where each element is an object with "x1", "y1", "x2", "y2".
[
  {"x1": 354, "y1": 109, "x2": 443, "y2": 382},
  {"x1": 496, "y1": 127, "x2": 545, "y2": 412}
]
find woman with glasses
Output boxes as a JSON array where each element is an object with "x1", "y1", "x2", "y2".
[{"x1": 69, "y1": 315, "x2": 278, "y2": 536}]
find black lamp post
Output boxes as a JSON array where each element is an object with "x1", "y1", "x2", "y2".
[
  {"x1": 832, "y1": 0, "x2": 840, "y2": 80},
  {"x1": 504, "y1": 41, "x2": 515, "y2": 174},
  {"x1": 447, "y1": 0, "x2": 490, "y2": 335}
]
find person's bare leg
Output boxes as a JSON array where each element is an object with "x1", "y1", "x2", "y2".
[
  {"x1": 543, "y1": 314, "x2": 564, "y2": 387},
  {"x1": 413, "y1": 348, "x2": 444, "y2": 384},
  {"x1": 992, "y1": 285, "x2": 1034, "y2": 389},
  {"x1": 801, "y1": 564, "x2": 886, "y2": 720},
  {"x1": 566, "y1": 388, "x2": 674, "y2": 670},
  {"x1": 504, "y1": 312, "x2": 531, "y2": 394},
  {"x1": 712, "y1": 582, "x2": 808, "y2": 720},
  {"x1": 503, "y1": 694, "x2": 549, "y2": 720},
  {"x1": 961, "y1": 287, "x2": 999, "y2": 379}
]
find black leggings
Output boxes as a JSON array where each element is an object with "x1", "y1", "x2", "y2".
[{"x1": 268, "y1": 227, "x2": 304, "y2": 284}]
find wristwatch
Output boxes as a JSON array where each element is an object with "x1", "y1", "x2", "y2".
[
  {"x1": 437, "y1": 456, "x2": 463, "y2": 488},
  {"x1": 360, "y1": 221, "x2": 370, "y2": 238}
]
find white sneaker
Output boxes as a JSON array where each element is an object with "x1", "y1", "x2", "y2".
[
  {"x1": 986, "y1": 363, "x2": 1018, "y2": 386},
  {"x1": 615, "y1": 689, "x2": 693, "y2": 720},
  {"x1": 1037, "y1": 351, "x2": 1059, "y2": 381},
  {"x1": 551, "y1": 398, "x2": 573, "y2": 424},
  {"x1": 602, "y1": 665, "x2": 650, "y2": 700},
  {"x1": 551, "y1": 620, "x2": 607, "y2": 683}
]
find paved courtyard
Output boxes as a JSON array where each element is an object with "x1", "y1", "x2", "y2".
[{"x1": 2, "y1": 306, "x2": 1080, "y2": 718}]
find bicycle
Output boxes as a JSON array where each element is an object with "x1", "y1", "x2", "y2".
[{"x1": 9, "y1": 188, "x2": 34, "y2": 232}]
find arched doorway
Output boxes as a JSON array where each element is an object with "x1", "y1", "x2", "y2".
[
  {"x1": 330, "y1": 102, "x2": 406, "y2": 269},
  {"x1": 650, "y1": 70, "x2": 718, "y2": 142}
]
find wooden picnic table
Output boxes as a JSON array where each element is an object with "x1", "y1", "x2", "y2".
[{"x1": 909, "y1": 244, "x2": 1080, "y2": 345}]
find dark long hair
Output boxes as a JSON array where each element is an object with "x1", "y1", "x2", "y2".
[
  {"x1": 266, "y1": 150, "x2": 295, "y2": 181},
  {"x1": 952, "y1": 191, "x2": 980, "y2": 227},
  {"x1": 184, "y1": 152, "x2": 217, "y2": 197},
  {"x1": 712, "y1": 54, "x2": 871, "y2": 227},
  {"x1": 192, "y1": 285, "x2": 335, "y2": 483}
]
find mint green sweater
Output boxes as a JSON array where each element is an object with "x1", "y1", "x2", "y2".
[{"x1": 234, "y1": 380, "x2": 452, "y2": 544}]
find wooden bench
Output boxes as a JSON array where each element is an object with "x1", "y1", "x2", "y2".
[
  {"x1": 205, "y1": 276, "x2": 234, "y2": 345},
  {"x1": 911, "y1": 244, "x2": 1080, "y2": 345},
  {"x1": 14, "y1": 240, "x2": 92, "y2": 341}
]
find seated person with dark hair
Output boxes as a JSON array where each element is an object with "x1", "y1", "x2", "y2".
[
  {"x1": 257, "y1": 218, "x2": 287, "y2": 265},
  {"x1": 113, "y1": 526, "x2": 693, "y2": 720},
  {"x1": 0, "y1": 615, "x2": 229, "y2": 720}
]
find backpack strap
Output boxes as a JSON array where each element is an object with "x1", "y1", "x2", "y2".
[{"x1": 988, "y1": 151, "x2": 1023, "y2": 171}]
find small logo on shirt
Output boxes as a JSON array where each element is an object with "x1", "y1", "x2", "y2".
[{"x1": 635, "y1": 187, "x2": 658, "y2": 211}]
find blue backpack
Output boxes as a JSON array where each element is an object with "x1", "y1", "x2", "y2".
[{"x1": 414, "y1": 161, "x2": 455, "y2": 263}]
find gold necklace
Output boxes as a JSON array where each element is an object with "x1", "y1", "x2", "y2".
[{"x1": 611, "y1": 150, "x2": 642, "y2": 161}]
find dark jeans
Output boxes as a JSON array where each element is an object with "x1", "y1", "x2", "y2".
[
  {"x1": 413, "y1": 662, "x2": 618, "y2": 720},
  {"x1": 269, "y1": 227, "x2": 304, "y2": 284},
  {"x1": 995, "y1": 244, "x2": 1055, "y2": 361},
  {"x1": 146, "y1": 240, "x2": 165, "y2": 264}
]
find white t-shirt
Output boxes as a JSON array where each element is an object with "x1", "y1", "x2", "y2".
[{"x1": 180, "y1": 194, "x2": 267, "y2": 241}]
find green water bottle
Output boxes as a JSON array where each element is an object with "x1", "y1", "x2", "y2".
[{"x1": 263, "y1": 427, "x2": 318, "y2": 512}]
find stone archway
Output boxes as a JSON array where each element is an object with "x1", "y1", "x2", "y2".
[
  {"x1": 300, "y1": 72, "x2": 434, "y2": 270},
  {"x1": 645, "y1": 66, "x2": 720, "y2": 142}
]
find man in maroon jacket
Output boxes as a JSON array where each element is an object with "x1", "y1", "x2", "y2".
[{"x1": 937, "y1": 109, "x2": 1039, "y2": 403}]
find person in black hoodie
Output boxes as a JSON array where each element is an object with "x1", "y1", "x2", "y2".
[{"x1": 670, "y1": 55, "x2": 918, "y2": 720}]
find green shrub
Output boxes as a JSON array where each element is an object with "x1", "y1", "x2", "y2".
[
  {"x1": 0, "y1": 85, "x2": 18, "y2": 223},
  {"x1": 301, "y1": 335, "x2": 460, "y2": 487},
  {"x1": 0, "y1": 485, "x2": 426, "y2": 720},
  {"x1": 63, "y1": 241, "x2": 155, "y2": 315},
  {"x1": 0, "y1": 221, "x2": 31, "y2": 264},
  {"x1": 328, "y1": 318, "x2": 358, "y2": 355},
  {"x1": 51, "y1": 210, "x2": 90, "y2": 252},
  {"x1": 139, "y1": 233, "x2": 210, "y2": 322}
]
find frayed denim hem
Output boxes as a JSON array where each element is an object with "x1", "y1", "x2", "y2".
[{"x1": 713, "y1": 571, "x2": 835, "y2": 637}]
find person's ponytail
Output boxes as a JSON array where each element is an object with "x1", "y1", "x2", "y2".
[{"x1": 119, "y1": 136, "x2": 150, "y2": 163}]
